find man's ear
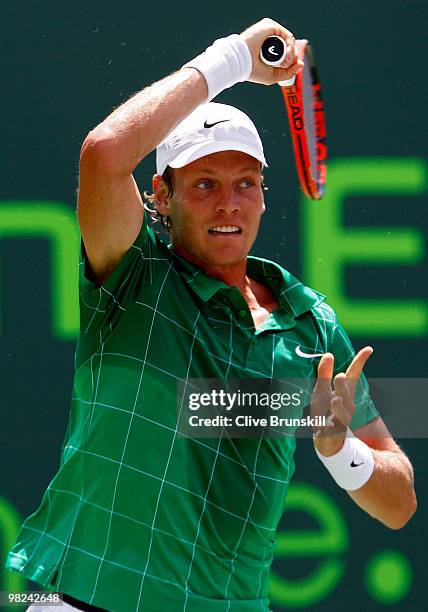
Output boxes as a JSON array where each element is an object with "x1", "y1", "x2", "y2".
[
  {"x1": 260, "y1": 173, "x2": 267, "y2": 215},
  {"x1": 152, "y1": 174, "x2": 170, "y2": 216}
]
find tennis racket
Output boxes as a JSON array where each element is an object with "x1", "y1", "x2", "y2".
[{"x1": 260, "y1": 36, "x2": 327, "y2": 200}]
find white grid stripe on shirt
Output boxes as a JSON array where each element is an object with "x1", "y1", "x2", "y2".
[
  {"x1": 182, "y1": 313, "x2": 234, "y2": 611},
  {"x1": 136, "y1": 310, "x2": 201, "y2": 610},
  {"x1": 89, "y1": 260, "x2": 174, "y2": 604}
]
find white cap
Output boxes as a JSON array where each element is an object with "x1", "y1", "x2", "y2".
[{"x1": 156, "y1": 102, "x2": 268, "y2": 175}]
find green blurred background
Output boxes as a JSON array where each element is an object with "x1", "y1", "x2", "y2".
[{"x1": 1, "y1": 1, "x2": 426, "y2": 610}]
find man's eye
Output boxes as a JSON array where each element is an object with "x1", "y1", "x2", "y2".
[
  {"x1": 239, "y1": 179, "x2": 255, "y2": 188},
  {"x1": 196, "y1": 180, "x2": 213, "y2": 189}
]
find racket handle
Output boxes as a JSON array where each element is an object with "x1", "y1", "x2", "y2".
[
  {"x1": 260, "y1": 35, "x2": 288, "y2": 66},
  {"x1": 278, "y1": 76, "x2": 296, "y2": 87},
  {"x1": 260, "y1": 35, "x2": 296, "y2": 87}
]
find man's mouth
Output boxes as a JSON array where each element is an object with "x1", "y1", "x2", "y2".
[{"x1": 208, "y1": 226, "x2": 242, "y2": 235}]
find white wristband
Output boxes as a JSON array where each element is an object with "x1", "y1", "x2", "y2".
[
  {"x1": 315, "y1": 429, "x2": 375, "y2": 491},
  {"x1": 182, "y1": 34, "x2": 252, "y2": 101}
]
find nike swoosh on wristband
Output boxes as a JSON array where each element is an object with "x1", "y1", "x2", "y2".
[
  {"x1": 204, "y1": 119, "x2": 230, "y2": 128},
  {"x1": 350, "y1": 460, "x2": 364, "y2": 467},
  {"x1": 295, "y1": 345, "x2": 325, "y2": 359}
]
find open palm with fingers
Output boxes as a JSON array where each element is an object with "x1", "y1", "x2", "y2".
[{"x1": 311, "y1": 346, "x2": 374, "y2": 456}]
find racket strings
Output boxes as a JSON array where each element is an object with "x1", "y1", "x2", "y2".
[
  {"x1": 280, "y1": 41, "x2": 327, "y2": 199},
  {"x1": 301, "y1": 58, "x2": 317, "y2": 183}
]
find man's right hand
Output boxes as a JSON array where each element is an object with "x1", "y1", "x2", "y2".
[{"x1": 240, "y1": 18, "x2": 304, "y2": 85}]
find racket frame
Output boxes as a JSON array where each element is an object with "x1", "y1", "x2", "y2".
[{"x1": 279, "y1": 41, "x2": 327, "y2": 200}]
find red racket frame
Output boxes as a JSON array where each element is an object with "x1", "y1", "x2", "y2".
[{"x1": 280, "y1": 41, "x2": 327, "y2": 200}]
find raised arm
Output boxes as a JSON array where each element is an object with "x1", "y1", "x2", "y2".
[
  {"x1": 77, "y1": 18, "x2": 302, "y2": 285},
  {"x1": 77, "y1": 70, "x2": 208, "y2": 285}
]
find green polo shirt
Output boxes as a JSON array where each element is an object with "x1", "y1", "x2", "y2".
[{"x1": 5, "y1": 216, "x2": 378, "y2": 611}]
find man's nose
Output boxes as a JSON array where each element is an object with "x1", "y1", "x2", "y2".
[{"x1": 215, "y1": 185, "x2": 241, "y2": 213}]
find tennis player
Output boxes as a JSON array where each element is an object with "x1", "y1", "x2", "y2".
[{"x1": 6, "y1": 17, "x2": 416, "y2": 612}]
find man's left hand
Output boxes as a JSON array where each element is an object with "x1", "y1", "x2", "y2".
[{"x1": 311, "y1": 346, "x2": 374, "y2": 456}]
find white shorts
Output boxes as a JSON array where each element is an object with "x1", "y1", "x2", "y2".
[{"x1": 27, "y1": 602, "x2": 81, "y2": 612}]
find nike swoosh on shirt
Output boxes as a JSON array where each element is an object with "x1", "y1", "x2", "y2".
[
  {"x1": 204, "y1": 119, "x2": 230, "y2": 128},
  {"x1": 295, "y1": 345, "x2": 325, "y2": 359}
]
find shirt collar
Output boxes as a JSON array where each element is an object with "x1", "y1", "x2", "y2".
[
  {"x1": 170, "y1": 250, "x2": 325, "y2": 317},
  {"x1": 247, "y1": 256, "x2": 326, "y2": 317},
  {"x1": 170, "y1": 249, "x2": 229, "y2": 301}
]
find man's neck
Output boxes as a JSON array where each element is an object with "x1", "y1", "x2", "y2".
[
  {"x1": 172, "y1": 245, "x2": 250, "y2": 293},
  {"x1": 172, "y1": 244, "x2": 279, "y2": 325}
]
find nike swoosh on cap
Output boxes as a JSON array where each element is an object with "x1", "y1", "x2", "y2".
[
  {"x1": 204, "y1": 119, "x2": 230, "y2": 128},
  {"x1": 295, "y1": 345, "x2": 325, "y2": 359}
]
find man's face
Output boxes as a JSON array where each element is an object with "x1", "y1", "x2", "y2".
[{"x1": 154, "y1": 151, "x2": 266, "y2": 270}]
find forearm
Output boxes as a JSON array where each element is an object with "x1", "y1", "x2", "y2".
[
  {"x1": 312, "y1": 354, "x2": 417, "y2": 530},
  {"x1": 347, "y1": 447, "x2": 416, "y2": 530},
  {"x1": 82, "y1": 68, "x2": 207, "y2": 173}
]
